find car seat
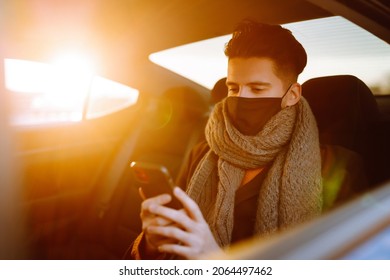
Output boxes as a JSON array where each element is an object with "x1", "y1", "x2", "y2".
[
  {"x1": 86, "y1": 86, "x2": 210, "y2": 259},
  {"x1": 131, "y1": 86, "x2": 210, "y2": 178},
  {"x1": 210, "y1": 77, "x2": 228, "y2": 105},
  {"x1": 47, "y1": 86, "x2": 210, "y2": 259},
  {"x1": 302, "y1": 75, "x2": 387, "y2": 188}
]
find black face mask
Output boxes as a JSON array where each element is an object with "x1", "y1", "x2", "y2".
[
  {"x1": 226, "y1": 97, "x2": 282, "y2": 135},
  {"x1": 226, "y1": 84, "x2": 292, "y2": 135}
]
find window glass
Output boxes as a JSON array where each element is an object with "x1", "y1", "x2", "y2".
[
  {"x1": 342, "y1": 226, "x2": 390, "y2": 260},
  {"x1": 150, "y1": 16, "x2": 390, "y2": 95},
  {"x1": 4, "y1": 59, "x2": 139, "y2": 126},
  {"x1": 86, "y1": 76, "x2": 139, "y2": 119}
]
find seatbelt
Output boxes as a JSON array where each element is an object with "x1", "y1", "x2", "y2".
[
  {"x1": 176, "y1": 110, "x2": 209, "y2": 182},
  {"x1": 96, "y1": 100, "x2": 157, "y2": 218}
]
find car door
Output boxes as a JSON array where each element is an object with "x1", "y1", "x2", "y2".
[
  {"x1": 3, "y1": 55, "x2": 146, "y2": 259},
  {"x1": 17, "y1": 108, "x2": 142, "y2": 259}
]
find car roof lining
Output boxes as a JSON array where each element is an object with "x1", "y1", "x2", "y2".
[
  {"x1": 308, "y1": 0, "x2": 390, "y2": 44},
  {"x1": 4, "y1": 1, "x2": 331, "y2": 90},
  {"x1": 3, "y1": 0, "x2": 389, "y2": 94}
]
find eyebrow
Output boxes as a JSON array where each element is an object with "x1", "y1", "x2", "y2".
[
  {"x1": 247, "y1": 82, "x2": 271, "y2": 87},
  {"x1": 226, "y1": 81, "x2": 271, "y2": 87}
]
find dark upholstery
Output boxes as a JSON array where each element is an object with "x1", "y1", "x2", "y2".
[
  {"x1": 92, "y1": 86, "x2": 210, "y2": 258},
  {"x1": 132, "y1": 86, "x2": 210, "y2": 179},
  {"x1": 210, "y1": 77, "x2": 228, "y2": 105},
  {"x1": 302, "y1": 75, "x2": 387, "y2": 186},
  {"x1": 302, "y1": 75, "x2": 381, "y2": 153},
  {"x1": 54, "y1": 87, "x2": 211, "y2": 259}
]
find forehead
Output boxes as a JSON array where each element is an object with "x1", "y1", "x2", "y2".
[{"x1": 227, "y1": 57, "x2": 281, "y2": 85}]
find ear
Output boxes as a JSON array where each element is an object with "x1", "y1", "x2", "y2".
[{"x1": 282, "y1": 82, "x2": 301, "y2": 108}]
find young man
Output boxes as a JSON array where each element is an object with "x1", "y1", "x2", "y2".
[{"x1": 127, "y1": 20, "x2": 360, "y2": 260}]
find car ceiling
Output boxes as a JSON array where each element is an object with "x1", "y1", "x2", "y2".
[{"x1": 3, "y1": 0, "x2": 385, "y2": 96}]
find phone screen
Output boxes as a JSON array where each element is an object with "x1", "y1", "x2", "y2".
[{"x1": 130, "y1": 161, "x2": 182, "y2": 209}]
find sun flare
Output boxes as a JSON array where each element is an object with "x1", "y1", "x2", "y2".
[{"x1": 5, "y1": 51, "x2": 97, "y2": 122}]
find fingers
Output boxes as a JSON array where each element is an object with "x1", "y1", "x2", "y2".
[
  {"x1": 148, "y1": 204, "x2": 191, "y2": 229},
  {"x1": 139, "y1": 188, "x2": 190, "y2": 253},
  {"x1": 157, "y1": 243, "x2": 193, "y2": 260},
  {"x1": 144, "y1": 187, "x2": 206, "y2": 232},
  {"x1": 147, "y1": 224, "x2": 220, "y2": 260},
  {"x1": 140, "y1": 193, "x2": 172, "y2": 216},
  {"x1": 140, "y1": 193, "x2": 175, "y2": 230},
  {"x1": 140, "y1": 187, "x2": 219, "y2": 260},
  {"x1": 173, "y1": 187, "x2": 205, "y2": 222},
  {"x1": 141, "y1": 192, "x2": 172, "y2": 208},
  {"x1": 145, "y1": 221, "x2": 189, "y2": 259},
  {"x1": 145, "y1": 234, "x2": 177, "y2": 248},
  {"x1": 147, "y1": 225, "x2": 189, "y2": 244},
  {"x1": 138, "y1": 187, "x2": 147, "y2": 201}
]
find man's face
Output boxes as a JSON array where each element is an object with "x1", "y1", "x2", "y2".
[{"x1": 226, "y1": 57, "x2": 286, "y2": 99}]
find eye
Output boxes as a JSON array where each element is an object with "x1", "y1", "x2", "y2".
[
  {"x1": 251, "y1": 87, "x2": 265, "y2": 94},
  {"x1": 227, "y1": 86, "x2": 239, "y2": 95}
]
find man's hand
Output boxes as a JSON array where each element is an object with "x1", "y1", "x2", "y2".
[
  {"x1": 145, "y1": 187, "x2": 223, "y2": 259},
  {"x1": 139, "y1": 190, "x2": 179, "y2": 255}
]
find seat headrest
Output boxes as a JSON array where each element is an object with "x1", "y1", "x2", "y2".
[
  {"x1": 211, "y1": 77, "x2": 228, "y2": 105},
  {"x1": 147, "y1": 86, "x2": 209, "y2": 130},
  {"x1": 302, "y1": 75, "x2": 380, "y2": 152},
  {"x1": 161, "y1": 86, "x2": 209, "y2": 118}
]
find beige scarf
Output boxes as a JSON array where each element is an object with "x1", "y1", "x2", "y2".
[{"x1": 186, "y1": 97, "x2": 323, "y2": 247}]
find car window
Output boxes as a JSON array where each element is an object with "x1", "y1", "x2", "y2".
[
  {"x1": 4, "y1": 58, "x2": 139, "y2": 126},
  {"x1": 86, "y1": 76, "x2": 139, "y2": 120},
  {"x1": 150, "y1": 16, "x2": 390, "y2": 96}
]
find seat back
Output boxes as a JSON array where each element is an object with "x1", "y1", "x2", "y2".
[
  {"x1": 302, "y1": 75, "x2": 384, "y2": 186},
  {"x1": 96, "y1": 86, "x2": 211, "y2": 257},
  {"x1": 210, "y1": 77, "x2": 228, "y2": 105},
  {"x1": 131, "y1": 86, "x2": 210, "y2": 179},
  {"x1": 302, "y1": 75, "x2": 380, "y2": 152}
]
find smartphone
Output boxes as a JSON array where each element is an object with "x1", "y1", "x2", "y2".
[{"x1": 130, "y1": 161, "x2": 182, "y2": 209}]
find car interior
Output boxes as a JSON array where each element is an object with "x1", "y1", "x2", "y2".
[
  {"x1": 303, "y1": 75, "x2": 390, "y2": 186},
  {"x1": 212, "y1": 180, "x2": 390, "y2": 260},
  {"x1": 1, "y1": 0, "x2": 389, "y2": 260}
]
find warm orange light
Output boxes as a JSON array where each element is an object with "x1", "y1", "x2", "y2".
[
  {"x1": 5, "y1": 51, "x2": 96, "y2": 123},
  {"x1": 5, "y1": 52, "x2": 139, "y2": 125},
  {"x1": 51, "y1": 51, "x2": 95, "y2": 76},
  {"x1": 46, "y1": 51, "x2": 95, "y2": 116}
]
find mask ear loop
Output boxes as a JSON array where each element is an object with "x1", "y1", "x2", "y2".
[
  {"x1": 281, "y1": 84, "x2": 293, "y2": 107},
  {"x1": 282, "y1": 84, "x2": 293, "y2": 99}
]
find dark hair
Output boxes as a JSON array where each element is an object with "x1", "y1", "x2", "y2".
[{"x1": 224, "y1": 20, "x2": 307, "y2": 81}]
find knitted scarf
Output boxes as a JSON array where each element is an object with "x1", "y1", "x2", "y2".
[{"x1": 186, "y1": 97, "x2": 323, "y2": 247}]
